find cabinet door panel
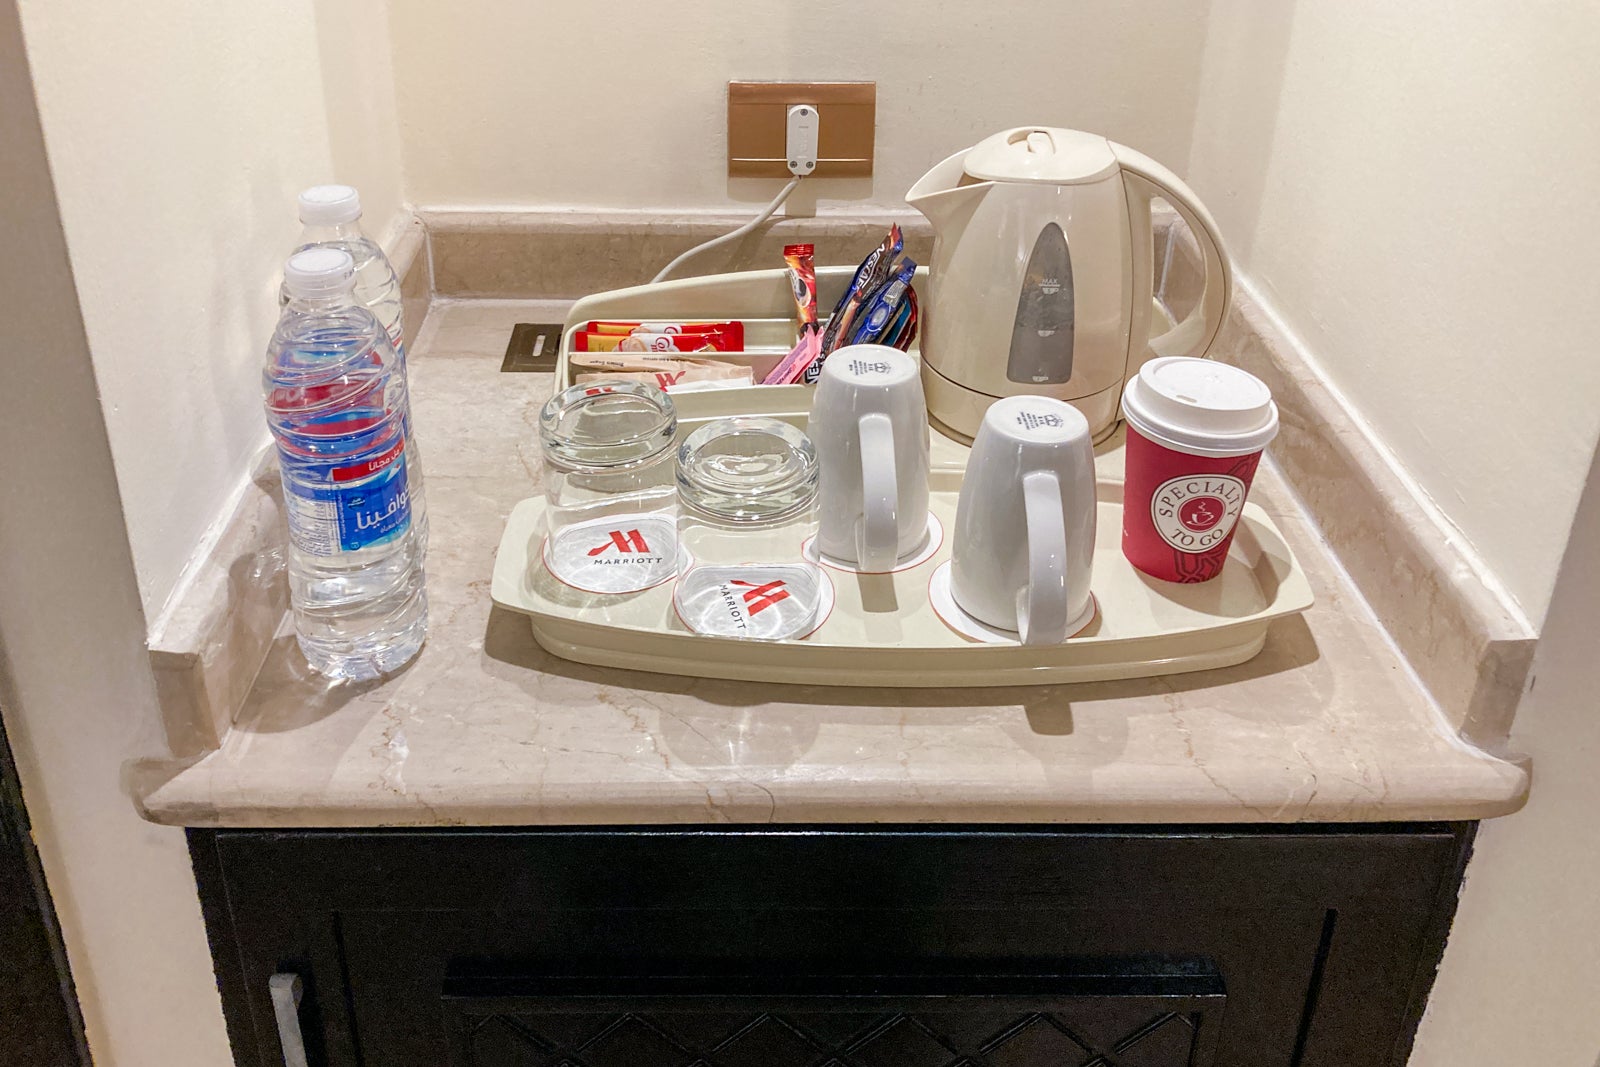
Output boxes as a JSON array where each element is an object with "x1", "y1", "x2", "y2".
[{"x1": 192, "y1": 825, "x2": 1472, "y2": 1067}]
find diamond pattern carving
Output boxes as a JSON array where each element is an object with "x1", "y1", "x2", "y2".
[
  {"x1": 712, "y1": 1013, "x2": 827, "y2": 1067},
  {"x1": 983, "y1": 1014, "x2": 1091, "y2": 1066},
  {"x1": 450, "y1": 1002, "x2": 1216, "y2": 1067},
  {"x1": 848, "y1": 1014, "x2": 958, "y2": 1067},
  {"x1": 580, "y1": 1014, "x2": 695, "y2": 1067}
]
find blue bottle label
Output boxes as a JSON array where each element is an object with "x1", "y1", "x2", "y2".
[{"x1": 283, "y1": 438, "x2": 412, "y2": 556}]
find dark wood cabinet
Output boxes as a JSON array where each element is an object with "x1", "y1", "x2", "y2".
[{"x1": 190, "y1": 824, "x2": 1472, "y2": 1067}]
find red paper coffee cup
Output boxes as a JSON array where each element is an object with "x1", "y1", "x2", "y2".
[{"x1": 1120, "y1": 357, "x2": 1278, "y2": 583}]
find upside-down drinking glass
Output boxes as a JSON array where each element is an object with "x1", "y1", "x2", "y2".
[
  {"x1": 537, "y1": 380, "x2": 677, "y2": 594},
  {"x1": 673, "y1": 417, "x2": 827, "y2": 640}
]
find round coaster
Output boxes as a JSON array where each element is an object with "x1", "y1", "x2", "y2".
[
  {"x1": 804, "y1": 512, "x2": 944, "y2": 574},
  {"x1": 542, "y1": 514, "x2": 677, "y2": 594},
  {"x1": 672, "y1": 565, "x2": 836, "y2": 641},
  {"x1": 928, "y1": 561, "x2": 1097, "y2": 644}
]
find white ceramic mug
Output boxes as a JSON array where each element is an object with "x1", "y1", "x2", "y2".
[
  {"x1": 950, "y1": 395, "x2": 1096, "y2": 644},
  {"x1": 808, "y1": 345, "x2": 930, "y2": 571}
]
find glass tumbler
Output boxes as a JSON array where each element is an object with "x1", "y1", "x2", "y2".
[
  {"x1": 538, "y1": 380, "x2": 677, "y2": 594},
  {"x1": 673, "y1": 417, "x2": 829, "y2": 640}
]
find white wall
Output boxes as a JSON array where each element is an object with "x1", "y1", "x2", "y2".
[
  {"x1": 18, "y1": 0, "x2": 407, "y2": 621},
  {"x1": 387, "y1": 0, "x2": 1211, "y2": 211},
  {"x1": 0, "y1": 3, "x2": 233, "y2": 1065},
  {"x1": 1410, "y1": 450, "x2": 1600, "y2": 1064},
  {"x1": 1186, "y1": 0, "x2": 1600, "y2": 623},
  {"x1": 316, "y1": 0, "x2": 407, "y2": 244},
  {"x1": 8, "y1": 3, "x2": 406, "y2": 1064}
]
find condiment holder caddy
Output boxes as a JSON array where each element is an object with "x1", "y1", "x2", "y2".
[{"x1": 555, "y1": 265, "x2": 925, "y2": 427}]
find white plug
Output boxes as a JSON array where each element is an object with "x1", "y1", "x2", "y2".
[{"x1": 786, "y1": 104, "x2": 819, "y2": 176}]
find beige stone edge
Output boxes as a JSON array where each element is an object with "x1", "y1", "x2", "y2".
[
  {"x1": 146, "y1": 218, "x2": 429, "y2": 756},
  {"x1": 150, "y1": 208, "x2": 1535, "y2": 758},
  {"x1": 1163, "y1": 227, "x2": 1535, "y2": 751},
  {"x1": 1221, "y1": 292, "x2": 1536, "y2": 750}
]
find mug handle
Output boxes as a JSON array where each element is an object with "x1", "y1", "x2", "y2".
[
  {"x1": 856, "y1": 412, "x2": 899, "y2": 572},
  {"x1": 1017, "y1": 470, "x2": 1070, "y2": 646}
]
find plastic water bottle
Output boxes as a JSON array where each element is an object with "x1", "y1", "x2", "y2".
[
  {"x1": 266, "y1": 248, "x2": 427, "y2": 680},
  {"x1": 291, "y1": 185, "x2": 407, "y2": 361},
  {"x1": 290, "y1": 184, "x2": 428, "y2": 550}
]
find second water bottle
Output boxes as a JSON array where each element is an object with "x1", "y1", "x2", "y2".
[{"x1": 265, "y1": 248, "x2": 427, "y2": 680}]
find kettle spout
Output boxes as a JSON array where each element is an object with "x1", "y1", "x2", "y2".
[{"x1": 906, "y1": 147, "x2": 990, "y2": 231}]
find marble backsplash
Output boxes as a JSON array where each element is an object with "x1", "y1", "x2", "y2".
[
  {"x1": 421, "y1": 209, "x2": 934, "y2": 300},
  {"x1": 149, "y1": 207, "x2": 1535, "y2": 758}
]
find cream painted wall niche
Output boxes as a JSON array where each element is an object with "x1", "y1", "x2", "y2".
[{"x1": 386, "y1": 0, "x2": 1212, "y2": 212}]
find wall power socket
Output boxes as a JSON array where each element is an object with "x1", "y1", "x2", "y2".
[{"x1": 727, "y1": 81, "x2": 875, "y2": 179}]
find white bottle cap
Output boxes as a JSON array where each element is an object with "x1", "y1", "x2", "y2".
[
  {"x1": 283, "y1": 248, "x2": 357, "y2": 299},
  {"x1": 1121, "y1": 356, "x2": 1278, "y2": 457},
  {"x1": 297, "y1": 184, "x2": 362, "y2": 225}
]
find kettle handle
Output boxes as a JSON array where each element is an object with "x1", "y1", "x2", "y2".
[{"x1": 1111, "y1": 142, "x2": 1233, "y2": 380}]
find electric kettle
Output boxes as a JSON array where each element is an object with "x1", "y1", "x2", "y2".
[{"x1": 907, "y1": 126, "x2": 1232, "y2": 440}]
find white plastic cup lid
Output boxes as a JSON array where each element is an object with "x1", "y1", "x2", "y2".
[
  {"x1": 1121, "y1": 356, "x2": 1278, "y2": 457},
  {"x1": 283, "y1": 247, "x2": 357, "y2": 298},
  {"x1": 297, "y1": 184, "x2": 362, "y2": 225}
]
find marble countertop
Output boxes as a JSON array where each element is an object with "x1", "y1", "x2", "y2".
[{"x1": 136, "y1": 301, "x2": 1528, "y2": 827}]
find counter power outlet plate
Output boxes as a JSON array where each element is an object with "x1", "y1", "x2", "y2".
[{"x1": 727, "y1": 81, "x2": 875, "y2": 179}]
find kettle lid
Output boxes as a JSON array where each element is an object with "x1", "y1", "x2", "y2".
[{"x1": 962, "y1": 126, "x2": 1120, "y2": 185}]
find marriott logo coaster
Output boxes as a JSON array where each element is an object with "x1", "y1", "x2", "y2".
[{"x1": 543, "y1": 515, "x2": 676, "y2": 593}]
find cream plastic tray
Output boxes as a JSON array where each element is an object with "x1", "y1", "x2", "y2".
[
  {"x1": 490, "y1": 466, "x2": 1314, "y2": 688},
  {"x1": 514, "y1": 268, "x2": 1311, "y2": 685}
]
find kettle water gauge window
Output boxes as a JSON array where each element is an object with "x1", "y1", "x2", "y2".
[{"x1": 1006, "y1": 221, "x2": 1075, "y2": 385}]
